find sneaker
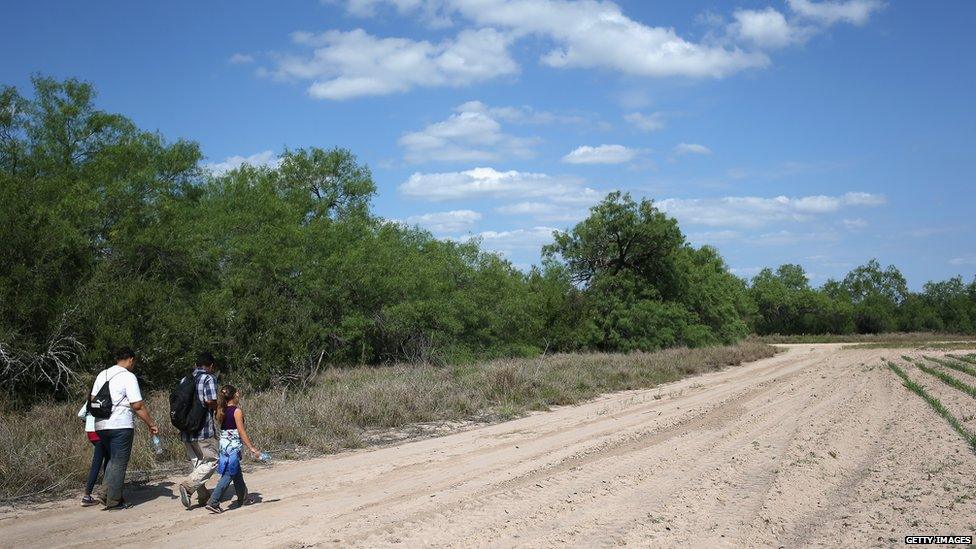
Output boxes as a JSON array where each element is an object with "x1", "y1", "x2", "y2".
[
  {"x1": 103, "y1": 500, "x2": 131, "y2": 511},
  {"x1": 81, "y1": 495, "x2": 96, "y2": 507},
  {"x1": 231, "y1": 496, "x2": 254, "y2": 509},
  {"x1": 205, "y1": 503, "x2": 223, "y2": 514},
  {"x1": 178, "y1": 484, "x2": 192, "y2": 509}
]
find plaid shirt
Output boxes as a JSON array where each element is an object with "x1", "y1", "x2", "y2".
[{"x1": 181, "y1": 367, "x2": 217, "y2": 442}]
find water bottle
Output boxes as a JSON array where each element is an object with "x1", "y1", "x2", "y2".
[
  {"x1": 151, "y1": 435, "x2": 164, "y2": 455},
  {"x1": 259, "y1": 451, "x2": 271, "y2": 462}
]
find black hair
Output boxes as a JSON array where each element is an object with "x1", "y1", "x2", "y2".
[
  {"x1": 196, "y1": 351, "x2": 217, "y2": 368},
  {"x1": 115, "y1": 347, "x2": 136, "y2": 362}
]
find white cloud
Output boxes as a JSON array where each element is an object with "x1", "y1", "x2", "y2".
[
  {"x1": 730, "y1": 8, "x2": 809, "y2": 49},
  {"x1": 454, "y1": 0, "x2": 769, "y2": 78},
  {"x1": 729, "y1": 266, "x2": 763, "y2": 278},
  {"x1": 842, "y1": 217, "x2": 867, "y2": 229},
  {"x1": 461, "y1": 226, "x2": 560, "y2": 254},
  {"x1": 686, "y1": 230, "x2": 741, "y2": 243},
  {"x1": 673, "y1": 143, "x2": 712, "y2": 156},
  {"x1": 344, "y1": 0, "x2": 455, "y2": 27},
  {"x1": 494, "y1": 201, "x2": 592, "y2": 223},
  {"x1": 229, "y1": 53, "x2": 255, "y2": 64},
  {"x1": 404, "y1": 209, "x2": 482, "y2": 232},
  {"x1": 272, "y1": 27, "x2": 517, "y2": 100},
  {"x1": 840, "y1": 191, "x2": 886, "y2": 206},
  {"x1": 624, "y1": 111, "x2": 666, "y2": 132},
  {"x1": 752, "y1": 229, "x2": 840, "y2": 246},
  {"x1": 562, "y1": 144, "x2": 639, "y2": 164},
  {"x1": 399, "y1": 166, "x2": 600, "y2": 203},
  {"x1": 205, "y1": 150, "x2": 281, "y2": 175},
  {"x1": 948, "y1": 255, "x2": 976, "y2": 267},
  {"x1": 658, "y1": 192, "x2": 886, "y2": 228},
  {"x1": 456, "y1": 100, "x2": 592, "y2": 125},
  {"x1": 787, "y1": 0, "x2": 884, "y2": 26},
  {"x1": 346, "y1": 0, "x2": 768, "y2": 79},
  {"x1": 398, "y1": 102, "x2": 540, "y2": 163}
]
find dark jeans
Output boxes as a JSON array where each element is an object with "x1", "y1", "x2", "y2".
[
  {"x1": 96, "y1": 428, "x2": 134, "y2": 507},
  {"x1": 85, "y1": 438, "x2": 109, "y2": 496},
  {"x1": 207, "y1": 470, "x2": 247, "y2": 506}
]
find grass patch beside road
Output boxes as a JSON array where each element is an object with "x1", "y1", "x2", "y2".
[{"x1": 0, "y1": 341, "x2": 778, "y2": 502}]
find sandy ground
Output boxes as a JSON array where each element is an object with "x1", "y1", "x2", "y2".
[{"x1": 2, "y1": 344, "x2": 975, "y2": 548}]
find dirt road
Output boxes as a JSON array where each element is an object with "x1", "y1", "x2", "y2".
[{"x1": 2, "y1": 344, "x2": 975, "y2": 548}]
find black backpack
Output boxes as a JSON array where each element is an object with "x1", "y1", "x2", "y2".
[
  {"x1": 88, "y1": 369, "x2": 122, "y2": 419},
  {"x1": 169, "y1": 373, "x2": 208, "y2": 435}
]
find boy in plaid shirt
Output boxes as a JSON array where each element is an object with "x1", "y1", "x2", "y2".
[{"x1": 178, "y1": 352, "x2": 219, "y2": 509}]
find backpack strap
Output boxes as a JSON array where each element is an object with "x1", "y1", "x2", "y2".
[{"x1": 93, "y1": 368, "x2": 130, "y2": 408}]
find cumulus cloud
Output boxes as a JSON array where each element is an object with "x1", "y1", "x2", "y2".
[
  {"x1": 398, "y1": 102, "x2": 541, "y2": 163},
  {"x1": 229, "y1": 53, "x2": 255, "y2": 64},
  {"x1": 730, "y1": 8, "x2": 809, "y2": 49},
  {"x1": 399, "y1": 166, "x2": 600, "y2": 204},
  {"x1": 624, "y1": 111, "x2": 666, "y2": 132},
  {"x1": 343, "y1": 0, "x2": 768, "y2": 79},
  {"x1": 345, "y1": 0, "x2": 451, "y2": 23},
  {"x1": 454, "y1": 0, "x2": 769, "y2": 78},
  {"x1": 787, "y1": 0, "x2": 884, "y2": 26},
  {"x1": 673, "y1": 143, "x2": 713, "y2": 156},
  {"x1": 272, "y1": 27, "x2": 517, "y2": 99},
  {"x1": 752, "y1": 229, "x2": 840, "y2": 246},
  {"x1": 460, "y1": 226, "x2": 560, "y2": 254},
  {"x1": 403, "y1": 209, "x2": 482, "y2": 232},
  {"x1": 686, "y1": 230, "x2": 741, "y2": 243},
  {"x1": 205, "y1": 150, "x2": 280, "y2": 175},
  {"x1": 842, "y1": 217, "x2": 868, "y2": 229},
  {"x1": 658, "y1": 192, "x2": 886, "y2": 228},
  {"x1": 456, "y1": 100, "x2": 594, "y2": 125},
  {"x1": 494, "y1": 201, "x2": 592, "y2": 223},
  {"x1": 948, "y1": 255, "x2": 976, "y2": 266},
  {"x1": 729, "y1": 266, "x2": 764, "y2": 278},
  {"x1": 562, "y1": 144, "x2": 639, "y2": 164},
  {"x1": 725, "y1": 1, "x2": 882, "y2": 52},
  {"x1": 265, "y1": 0, "x2": 885, "y2": 102}
]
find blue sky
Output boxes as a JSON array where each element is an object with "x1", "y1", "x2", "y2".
[{"x1": 3, "y1": 0, "x2": 974, "y2": 288}]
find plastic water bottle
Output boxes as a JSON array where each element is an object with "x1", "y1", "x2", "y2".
[
  {"x1": 259, "y1": 452, "x2": 271, "y2": 462},
  {"x1": 151, "y1": 435, "x2": 164, "y2": 455}
]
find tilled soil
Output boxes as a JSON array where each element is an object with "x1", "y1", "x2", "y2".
[{"x1": 2, "y1": 344, "x2": 974, "y2": 548}]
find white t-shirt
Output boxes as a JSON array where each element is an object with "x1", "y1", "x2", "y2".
[{"x1": 90, "y1": 365, "x2": 143, "y2": 430}]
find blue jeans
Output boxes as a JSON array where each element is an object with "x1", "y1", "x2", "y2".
[
  {"x1": 96, "y1": 428, "x2": 134, "y2": 507},
  {"x1": 208, "y1": 470, "x2": 247, "y2": 506},
  {"x1": 85, "y1": 438, "x2": 109, "y2": 496}
]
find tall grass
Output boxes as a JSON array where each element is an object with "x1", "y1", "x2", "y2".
[
  {"x1": 885, "y1": 360, "x2": 976, "y2": 452},
  {"x1": 0, "y1": 341, "x2": 777, "y2": 501}
]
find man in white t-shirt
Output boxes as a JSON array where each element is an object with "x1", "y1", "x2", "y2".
[{"x1": 90, "y1": 347, "x2": 160, "y2": 510}]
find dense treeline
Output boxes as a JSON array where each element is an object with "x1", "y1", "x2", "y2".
[
  {"x1": 1, "y1": 77, "x2": 974, "y2": 399},
  {"x1": 748, "y1": 262, "x2": 976, "y2": 336}
]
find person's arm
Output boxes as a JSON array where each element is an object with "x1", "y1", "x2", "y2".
[
  {"x1": 130, "y1": 401, "x2": 160, "y2": 435},
  {"x1": 203, "y1": 375, "x2": 217, "y2": 410},
  {"x1": 234, "y1": 408, "x2": 261, "y2": 459},
  {"x1": 124, "y1": 374, "x2": 158, "y2": 435}
]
